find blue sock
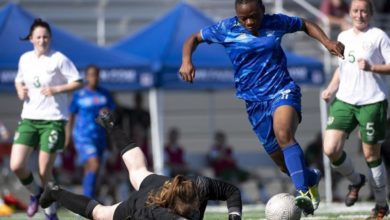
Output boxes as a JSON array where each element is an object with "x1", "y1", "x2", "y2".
[
  {"x1": 83, "y1": 171, "x2": 97, "y2": 198},
  {"x1": 306, "y1": 169, "x2": 319, "y2": 187},
  {"x1": 282, "y1": 143, "x2": 308, "y2": 192}
]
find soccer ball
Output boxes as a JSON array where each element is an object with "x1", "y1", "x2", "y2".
[{"x1": 265, "y1": 193, "x2": 301, "y2": 220}]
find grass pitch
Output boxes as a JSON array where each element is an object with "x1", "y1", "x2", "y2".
[{"x1": 2, "y1": 202, "x2": 389, "y2": 219}]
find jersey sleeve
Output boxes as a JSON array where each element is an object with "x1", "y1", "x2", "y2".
[
  {"x1": 58, "y1": 54, "x2": 82, "y2": 83},
  {"x1": 200, "y1": 20, "x2": 228, "y2": 44},
  {"x1": 273, "y1": 14, "x2": 303, "y2": 34},
  {"x1": 379, "y1": 31, "x2": 390, "y2": 64},
  {"x1": 195, "y1": 176, "x2": 242, "y2": 214}
]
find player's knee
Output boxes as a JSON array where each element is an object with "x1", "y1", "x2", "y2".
[
  {"x1": 9, "y1": 159, "x2": 25, "y2": 174},
  {"x1": 323, "y1": 147, "x2": 342, "y2": 162},
  {"x1": 274, "y1": 130, "x2": 294, "y2": 147}
]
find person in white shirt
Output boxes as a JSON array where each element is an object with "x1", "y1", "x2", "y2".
[
  {"x1": 9, "y1": 18, "x2": 82, "y2": 220},
  {"x1": 322, "y1": 0, "x2": 390, "y2": 219}
]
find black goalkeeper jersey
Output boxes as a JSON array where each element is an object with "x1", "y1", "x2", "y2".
[{"x1": 113, "y1": 174, "x2": 242, "y2": 220}]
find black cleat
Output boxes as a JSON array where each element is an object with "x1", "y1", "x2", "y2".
[
  {"x1": 39, "y1": 182, "x2": 59, "y2": 209},
  {"x1": 345, "y1": 174, "x2": 366, "y2": 207},
  {"x1": 96, "y1": 110, "x2": 116, "y2": 130}
]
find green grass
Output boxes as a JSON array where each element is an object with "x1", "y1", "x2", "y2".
[{"x1": 2, "y1": 203, "x2": 389, "y2": 219}]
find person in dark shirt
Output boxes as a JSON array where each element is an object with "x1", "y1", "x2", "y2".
[
  {"x1": 164, "y1": 127, "x2": 195, "y2": 177},
  {"x1": 39, "y1": 111, "x2": 242, "y2": 220},
  {"x1": 320, "y1": 0, "x2": 350, "y2": 31},
  {"x1": 207, "y1": 131, "x2": 269, "y2": 203}
]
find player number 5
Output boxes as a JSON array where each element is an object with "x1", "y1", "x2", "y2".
[
  {"x1": 366, "y1": 122, "x2": 375, "y2": 136},
  {"x1": 348, "y1": 51, "x2": 355, "y2": 63}
]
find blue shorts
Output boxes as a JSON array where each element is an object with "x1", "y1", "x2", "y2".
[
  {"x1": 245, "y1": 84, "x2": 302, "y2": 154},
  {"x1": 73, "y1": 136, "x2": 107, "y2": 164}
]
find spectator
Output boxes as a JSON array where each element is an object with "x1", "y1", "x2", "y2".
[
  {"x1": 53, "y1": 142, "x2": 82, "y2": 186},
  {"x1": 207, "y1": 131, "x2": 269, "y2": 203},
  {"x1": 98, "y1": 146, "x2": 128, "y2": 204},
  {"x1": 164, "y1": 127, "x2": 195, "y2": 177},
  {"x1": 67, "y1": 65, "x2": 116, "y2": 199},
  {"x1": 320, "y1": 0, "x2": 350, "y2": 31}
]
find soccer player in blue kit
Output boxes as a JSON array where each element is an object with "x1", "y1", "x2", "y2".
[
  {"x1": 179, "y1": 0, "x2": 345, "y2": 215},
  {"x1": 66, "y1": 65, "x2": 116, "y2": 198}
]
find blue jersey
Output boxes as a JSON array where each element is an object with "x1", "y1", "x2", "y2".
[
  {"x1": 201, "y1": 14, "x2": 303, "y2": 101},
  {"x1": 69, "y1": 87, "x2": 116, "y2": 141}
]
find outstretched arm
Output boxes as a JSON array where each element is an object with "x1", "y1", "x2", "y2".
[
  {"x1": 301, "y1": 19, "x2": 345, "y2": 59},
  {"x1": 179, "y1": 32, "x2": 204, "y2": 83},
  {"x1": 195, "y1": 176, "x2": 242, "y2": 219}
]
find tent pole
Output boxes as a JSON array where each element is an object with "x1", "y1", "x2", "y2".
[
  {"x1": 97, "y1": 0, "x2": 107, "y2": 46},
  {"x1": 149, "y1": 89, "x2": 164, "y2": 175},
  {"x1": 320, "y1": 90, "x2": 333, "y2": 204},
  {"x1": 322, "y1": 14, "x2": 333, "y2": 205}
]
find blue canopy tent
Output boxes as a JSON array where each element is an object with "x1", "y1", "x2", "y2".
[
  {"x1": 112, "y1": 2, "x2": 325, "y2": 89},
  {"x1": 111, "y1": 2, "x2": 325, "y2": 174},
  {"x1": 0, "y1": 3, "x2": 152, "y2": 92}
]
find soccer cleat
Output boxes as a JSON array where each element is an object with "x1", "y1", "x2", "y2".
[
  {"x1": 295, "y1": 190, "x2": 314, "y2": 216},
  {"x1": 345, "y1": 174, "x2": 366, "y2": 207},
  {"x1": 0, "y1": 203, "x2": 14, "y2": 217},
  {"x1": 45, "y1": 213, "x2": 59, "y2": 220},
  {"x1": 27, "y1": 193, "x2": 41, "y2": 217},
  {"x1": 39, "y1": 182, "x2": 59, "y2": 209},
  {"x1": 308, "y1": 168, "x2": 322, "y2": 210},
  {"x1": 366, "y1": 204, "x2": 389, "y2": 220},
  {"x1": 96, "y1": 110, "x2": 115, "y2": 130}
]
